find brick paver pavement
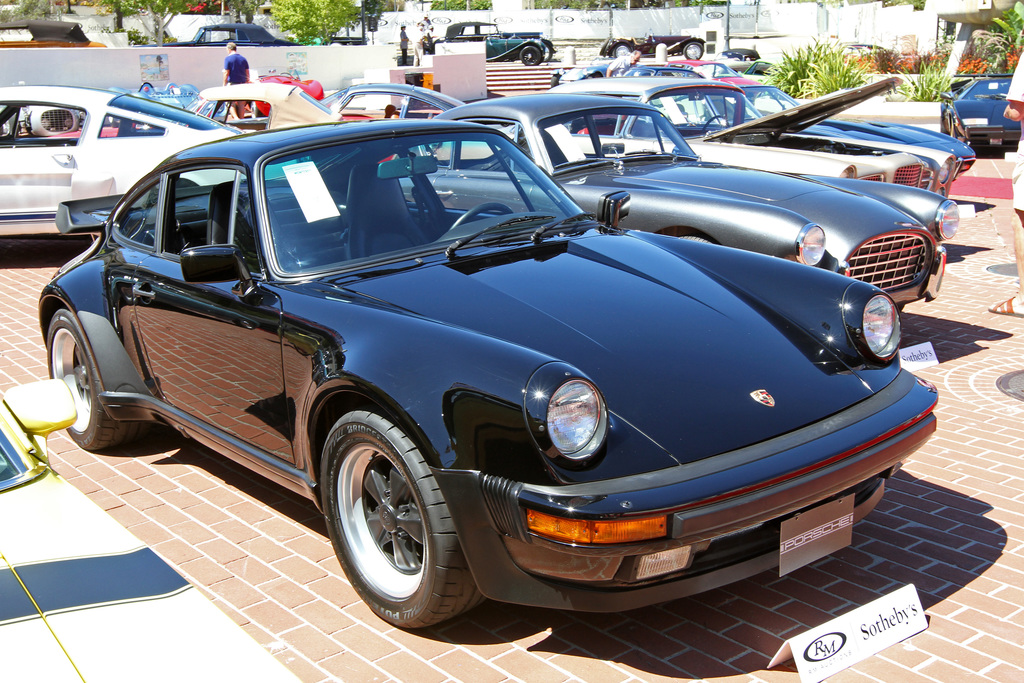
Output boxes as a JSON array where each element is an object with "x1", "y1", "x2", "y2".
[{"x1": 2, "y1": 152, "x2": 1023, "y2": 682}]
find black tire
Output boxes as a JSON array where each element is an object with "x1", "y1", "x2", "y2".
[
  {"x1": 683, "y1": 41, "x2": 705, "y2": 60},
  {"x1": 520, "y1": 45, "x2": 543, "y2": 66},
  {"x1": 320, "y1": 410, "x2": 483, "y2": 628},
  {"x1": 46, "y1": 309, "x2": 147, "y2": 450}
]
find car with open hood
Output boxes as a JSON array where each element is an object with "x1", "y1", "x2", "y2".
[
  {"x1": 741, "y1": 82, "x2": 976, "y2": 175},
  {"x1": 41, "y1": 119, "x2": 936, "y2": 628},
  {"x1": 550, "y1": 77, "x2": 959, "y2": 196},
  {"x1": 0, "y1": 85, "x2": 237, "y2": 236},
  {"x1": 438, "y1": 94, "x2": 958, "y2": 307}
]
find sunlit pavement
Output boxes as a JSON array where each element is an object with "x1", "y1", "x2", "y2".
[{"x1": 1, "y1": 150, "x2": 1023, "y2": 682}]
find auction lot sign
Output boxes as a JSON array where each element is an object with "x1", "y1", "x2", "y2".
[{"x1": 769, "y1": 583, "x2": 927, "y2": 682}]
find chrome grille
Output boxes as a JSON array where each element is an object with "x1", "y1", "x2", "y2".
[
  {"x1": 847, "y1": 233, "x2": 928, "y2": 290},
  {"x1": 893, "y1": 164, "x2": 923, "y2": 187}
]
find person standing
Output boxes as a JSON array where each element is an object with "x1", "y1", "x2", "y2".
[
  {"x1": 992, "y1": 53, "x2": 1024, "y2": 317},
  {"x1": 607, "y1": 50, "x2": 642, "y2": 77},
  {"x1": 399, "y1": 25, "x2": 409, "y2": 66},
  {"x1": 222, "y1": 42, "x2": 249, "y2": 119}
]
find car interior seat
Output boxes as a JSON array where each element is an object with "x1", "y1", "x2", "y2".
[{"x1": 346, "y1": 163, "x2": 423, "y2": 259}]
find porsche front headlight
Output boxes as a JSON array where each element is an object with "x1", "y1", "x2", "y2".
[
  {"x1": 861, "y1": 294, "x2": 901, "y2": 361},
  {"x1": 936, "y1": 199, "x2": 959, "y2": 240},
  {"x1": 547, "y1": 379, "x2": 607, "y2": 460},
  {"x1": 797, "y1": 224, "x2": 826, "y2": 266}
]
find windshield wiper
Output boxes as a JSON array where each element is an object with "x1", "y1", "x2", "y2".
[
  {"x1": 530, "y1": 212, "x2": 596, "y2": 242},
  {"x1": 445, "y1": 214, "x2": 555, "y2": 259}
]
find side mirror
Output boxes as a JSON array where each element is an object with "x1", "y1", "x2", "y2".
[
  {"x1": 181, "y1": 244, "x2": 257, "y2": 298},
  {"x1": 597, "y1": 191, "x2": 630, "y2": 229}
]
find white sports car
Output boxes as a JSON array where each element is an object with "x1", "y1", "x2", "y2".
[{"x1": 0, "y1": 85, "x2": 237, "y2": 236}]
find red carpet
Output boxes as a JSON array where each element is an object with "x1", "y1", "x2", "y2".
[{"x1": 951, "y1": 175, "x2": 1013, "y2": 199}]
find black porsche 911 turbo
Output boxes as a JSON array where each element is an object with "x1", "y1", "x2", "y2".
[{"x1": 41, "y1": 120, "x2": 937, "y2": 628}]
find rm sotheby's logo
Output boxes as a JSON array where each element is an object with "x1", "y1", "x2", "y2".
[{"x1": 803, "y1": 632, "x2": 847, "y2": 662}]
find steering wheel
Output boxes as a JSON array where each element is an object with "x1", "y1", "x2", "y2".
[
  {"x1": 701, "y1": 115, "x2": 728, "y2": 134},
  {"x1": 448, "y1": 202, "x2": 514, "y2": 232}
]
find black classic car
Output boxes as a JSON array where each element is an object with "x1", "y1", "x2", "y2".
[
  {"x1": 0, "y1": 19, "x2": 104, "y2": 47},
  {"x1": 436, "y1": 21, "x2": 554, "y2": 65},
  {"x1": 42, "y1": 120, "x2": 937, "y2": 627},
  {"x1": 437, "y1": 95, "x2": 958, "y2": 307},
  {"x1": 600, "y1": 32, "x2": 705, "y2": 59},
  {"x1": 161, "y1": 23, "x2": 298, "y2": 47},
  {"x1": 940, "y1": 75, "x2": 1020, "y2": 148}
]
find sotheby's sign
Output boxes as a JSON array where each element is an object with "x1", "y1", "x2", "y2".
[{"x1": 769, "y1": 584, "x2": 927, "y2": 682}]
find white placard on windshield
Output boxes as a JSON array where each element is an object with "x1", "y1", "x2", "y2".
[{"x1": 282, "y1": 161, "x2": 340, "y2": 223}]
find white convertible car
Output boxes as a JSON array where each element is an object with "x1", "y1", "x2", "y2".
[{"x1": 0, "y1": 86, "x2": 237, "y2": 236}]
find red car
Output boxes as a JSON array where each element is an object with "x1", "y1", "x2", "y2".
[
  {"x1": 668, "y1": 60, "x2": 760, "y2": 86},
  {"x1": 255, "y1": 73, "x2": 323, "y2": 116}
]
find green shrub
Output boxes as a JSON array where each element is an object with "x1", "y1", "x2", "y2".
[
  {"x1": 897, "y1": 63, "x2": 952, "y2": 101},
  {"x1": 766, "y1": 41, "x2": 868, "y2": 99}
]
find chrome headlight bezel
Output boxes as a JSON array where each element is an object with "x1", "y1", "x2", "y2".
[
  {"x1": 546, "y1": 379, "x2": 608, "y2": 461},
  {"x1": 796, "y1": 223, "x2": 826, "y2": 266},
  {"x1": 936, "y1": 199, "x2": 959, "y2": 240},
  {"x1": 846, "y1": 293, "x2": 901, "y2": 362}
]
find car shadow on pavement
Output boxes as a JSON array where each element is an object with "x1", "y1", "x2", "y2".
[
  {"x1": 420, "y1": 471, "x2": 1003, "y2": 681},
  {"x1": 943, "y1": 241, "x2": 992, "y2": 264},
  {"x1": 901, "y1": 310, "x2": 1012, "y2": 364}
]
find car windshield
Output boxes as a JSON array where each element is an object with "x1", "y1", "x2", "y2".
[
  {"x1": 643, "y1": 86, "x2": 762, "y2": 136},
  {"x1": 535, "y1": 107, "x2": 695, "y2": 169},
  {"x1": 963, "y1": 78, "x2": 1009, "y2": 100},
  {"x1": 690, "y1": 63, "x2": 740, "y2": 79},
  {"x1": 108, "y1": 93, "x2": 234, "y2": 131},
  {"x1": 262, "y1": 130, "x2": 583, "y2": 274},
  {"x1": 744, "y1": 86, "x2": 800, "y2": 115}
]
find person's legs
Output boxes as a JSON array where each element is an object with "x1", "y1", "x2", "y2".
[{"x1": 990, "y1": 161, "x2": 1024, "y2": 315}]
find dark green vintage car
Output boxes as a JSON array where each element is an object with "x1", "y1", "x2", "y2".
[{"x1": 438, "y1": 21, "x2": 554, "y2": 65}]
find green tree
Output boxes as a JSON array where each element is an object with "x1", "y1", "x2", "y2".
[
  {"x1": 226, "y1": 0, "x2": 263, "y2": 23},
  {"x1": 271, "y1": 0, "x2": 358, "y2": 45},
  {"x1": 0, "y1": 0, "x2": 52, "y2": 21}
]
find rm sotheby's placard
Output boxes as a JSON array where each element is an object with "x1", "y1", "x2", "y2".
[{"x1": 768, "y1": 583, "x2": 927, "y2": 682}]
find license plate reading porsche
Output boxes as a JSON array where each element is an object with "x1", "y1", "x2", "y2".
[{"x1": 778, "y1": 495, "x2": 854, "y2": 575}]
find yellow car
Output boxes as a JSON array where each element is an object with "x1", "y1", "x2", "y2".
[{"x1": 0, "y1": 380, "x2": 297, "y2": 682}]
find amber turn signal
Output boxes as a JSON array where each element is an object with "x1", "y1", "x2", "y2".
[{"x1": 526, "y1": 509, "x2": 667, "y2": 545}]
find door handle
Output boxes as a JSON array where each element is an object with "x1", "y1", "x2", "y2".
[
  {"x1": 132, "y1": 282, "x2": 155, "y2": 303},
  {"x1": 52, "y1": 154, "x2": 74, "y2": 167}
]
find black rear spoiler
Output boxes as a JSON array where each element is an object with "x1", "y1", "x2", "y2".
[{"x1": 56, "y1": 194, "x2": 122, "y2": 234}]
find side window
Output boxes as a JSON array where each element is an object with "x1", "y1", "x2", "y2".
[
  {"x1": 1, "y1": 105, "x2": 85, "y2": 145},
  {"x1": 163, "y1": 168, "x2": 240, "y2": 255},
  {"x1": 405, "y1": 97, "x2": 444, "y2": 119},
  {"x1": 461, "y1": 119, "x2": 529, "y2": 155},
  {"x1": 99, "y1": 114, "x2": 165, "y2": 138},
  {"x1": 113, "y1": 183, "x2": 161, "y2": 248},
  {"x1": 336, "y1": 93, "x2": 405, "y2": 120}
]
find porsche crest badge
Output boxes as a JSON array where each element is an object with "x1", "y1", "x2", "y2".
[{"x1": 750, "y1": 389, "x2": 775, "y2": 407}]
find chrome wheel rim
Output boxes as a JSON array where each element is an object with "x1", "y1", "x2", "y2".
[
  {"x1": 614, "y1": 44, "x2": 631, "y2": 58},
  {"x1": 684, "y1": 42, "x2": 703, "y2": 59},
  {"x1": 50, "y1": 327, "x2": 91, "y2": 433},
  {"x1": 338, "y1": 443, "x2": 425, "y2": 599}
]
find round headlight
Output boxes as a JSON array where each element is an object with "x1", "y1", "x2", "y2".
[
  {"x1": 937, "y1": 159, "x2": 953, "y2": 186},
  {"x1": 547, "y1": 379, "x2": 607, "y2": 460},
  {"x1": 936, "y1": 199, "x2": 959, "y2": 240},
  {"x1": 797, "y1": 223, "x2": 826, "y2": 266},
  {"x1": 862, "y1": 294, "x2": 901, "y2": 360},
  {"x1": 840, "y1": 165, "x2": 857, "y2": 179}
]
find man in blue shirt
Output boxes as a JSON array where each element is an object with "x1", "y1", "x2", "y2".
[{"x1": 222, "y1": 42, "x2": 250, "y2": 119}]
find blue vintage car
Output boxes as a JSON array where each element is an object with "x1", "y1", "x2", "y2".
[{"x1": 940, "y1": 75, "x2": 1020, "y2": 148}]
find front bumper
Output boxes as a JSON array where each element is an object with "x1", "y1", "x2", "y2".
[{"x1": 434, "y1": 371, "x2": 937, "y2": 612}]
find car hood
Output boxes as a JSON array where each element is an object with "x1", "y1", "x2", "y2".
[
  {"x1": 706, "y1": 77, "x2": 901, "y2": 143},
  {"x1": 559, "y1": 159, "x2": 921, "y2": 258},
  {"x1": 344, "y1": 232, "x2": 883, "y2": 465}
]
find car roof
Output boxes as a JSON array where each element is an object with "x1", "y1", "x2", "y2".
[
  {"x1": 552, "y1": 76, "x2": 744, "y2": 97},
  {"x1": 439, "y1": 93, "x2": 663, "y2": 122},
  {"x1": 168, "y1": 118, "x2": 501, "y2": 166},
  {"x1": 0, "y1": 19, "x2": 91, "y2": 42},
  {"x1": 0, "y1": 84, "x2": 118, "y2": 107},
  {"x1": 330, "y1": 82, "x2": 464, "y2": 108}
]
